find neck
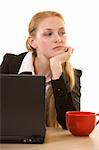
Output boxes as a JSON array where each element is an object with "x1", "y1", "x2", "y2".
[{"x1": 34, "y1": 56, "x2": 51, "y2": 79}]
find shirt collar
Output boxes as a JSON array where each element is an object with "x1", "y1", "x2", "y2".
[
  {"x1": 18, "y1": 51, "x2": 51, "y2": 83},
  {"x1": 18, "y1": 52, "x2": 35, "y2": 75}
]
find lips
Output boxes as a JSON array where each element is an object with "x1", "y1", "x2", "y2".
[{"x1": 53, "y1": 46, "x2": 64, "y2": 49}]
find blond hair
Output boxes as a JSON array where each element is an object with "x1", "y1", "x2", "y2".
[{"x1": 26, "y1": 11, "x2": 75, "y2": 89}]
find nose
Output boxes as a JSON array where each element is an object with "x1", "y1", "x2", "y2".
[{"x1": 54, "y1": 33, "x2": 62, "y2": 43}]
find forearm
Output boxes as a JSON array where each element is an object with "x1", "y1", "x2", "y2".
[
  {"x1": 51, "y1": 73, "x2": 81, "y2": 129},
  {"x1": 50, "y1": 58, "x2": 62, "y2": 80}
]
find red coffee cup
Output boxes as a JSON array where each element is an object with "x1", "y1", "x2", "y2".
[{"x1": 66, "y1": 111, "x2": 99, "y2": 136}]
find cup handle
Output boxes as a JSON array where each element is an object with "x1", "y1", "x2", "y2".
[{"x1": 96, "y1": 114, "x2": 99, "y2": 125}]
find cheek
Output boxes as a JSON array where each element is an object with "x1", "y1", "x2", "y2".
[
  {"x1": 38, "y1": 39, "x2": 51, "y2": 50},
  {"x1": 62, "y1": 36, "x2": 66, "y2": 43}
]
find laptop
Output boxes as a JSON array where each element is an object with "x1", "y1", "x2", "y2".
[{"x1": 0, "y1": 73, "x2": 46, "y2": 144}]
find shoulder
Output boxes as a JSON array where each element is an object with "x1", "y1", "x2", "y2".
[
  {"x1": 73, "y1": 68, "x2": 82, "y2": 89},
  {"x1": 3, "y1": 51, "x2": 27, "y2": 59},
  {"x1": 74, "y1": 68, "x2": 82, "y2": 77},
  {"x1": 0, "y1": 52, "x2": 28, "y2": 74},
  {"x1": 3, "y1": 52, "x2": 28, "y2": 63}
]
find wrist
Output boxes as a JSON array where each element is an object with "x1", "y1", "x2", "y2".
[{"x1": 50, "y1": 59, "x2": 62, "y2": 80}]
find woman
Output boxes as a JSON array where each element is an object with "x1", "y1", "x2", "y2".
[{"x1": 0, "y1": 11, "x2": 82, "y2": 129}]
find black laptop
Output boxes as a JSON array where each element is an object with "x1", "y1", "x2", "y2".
[{"x1": 0, "y1": 74, "x2": 46, "y2": 144}]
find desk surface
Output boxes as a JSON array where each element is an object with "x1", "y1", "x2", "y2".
[{"x1": 0, "y1": 126, "x2": 99, "y2": 150}]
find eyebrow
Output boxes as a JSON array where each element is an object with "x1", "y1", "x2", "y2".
[{"x1": 44, "y1": 27, "x2": 65, "y2": 31}]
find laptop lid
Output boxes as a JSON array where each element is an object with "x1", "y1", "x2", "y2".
[{"x1": 0, "y1": 74, "x2": 46, "y2": 143}]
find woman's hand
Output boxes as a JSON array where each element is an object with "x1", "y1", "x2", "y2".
[{"x1": 50, "y1": 47, "x2": 73, "y2": 79}]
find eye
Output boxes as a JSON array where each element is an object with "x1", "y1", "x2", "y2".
[
  {"x1": 59, "y1": 31, "x2": 66, "y2": 36},
  {"x1": 43, "y1": 32, "x2": 53, "y2": 36},
  {"x1": 48, "y1": 32, "x2": 53, "y2": 36}
]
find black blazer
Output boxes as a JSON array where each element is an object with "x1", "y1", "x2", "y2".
[{"x1": 0, "y1": 52, "x2": 82, "y2": 129}]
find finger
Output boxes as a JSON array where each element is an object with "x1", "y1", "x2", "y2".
[
  {"x1": 67, "y1": 47, "x2": 74, "y2": 54},
  {"x1": 64, "y1": 47, "x2": 68, "y2": 52}
]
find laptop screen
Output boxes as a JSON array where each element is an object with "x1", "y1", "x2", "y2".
[{"x1": 0, "y1": 74, "x2": 46, "y2": 143}]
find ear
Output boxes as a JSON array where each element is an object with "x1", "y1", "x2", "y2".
[{"x1": 28, "y1": 36, "x2": 37, "y2": 49}]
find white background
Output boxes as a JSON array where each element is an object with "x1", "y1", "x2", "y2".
[{"x1": 0, "y1": 0, "x2": 99, "y2": 113}]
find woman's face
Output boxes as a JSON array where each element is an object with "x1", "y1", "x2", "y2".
[{"x1": 32, "y1": 16, "x2": 67, "y2": 59}]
